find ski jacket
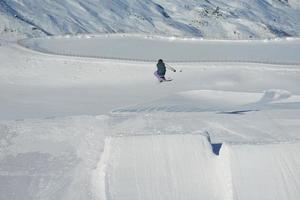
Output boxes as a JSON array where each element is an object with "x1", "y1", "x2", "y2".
[{"x1": 157, "y1": 62, "x2": 166, "y2": 76}]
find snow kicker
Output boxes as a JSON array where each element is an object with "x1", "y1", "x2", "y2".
[{"x1": 97, "y1": 134, "x2": 300, "y2": 200}]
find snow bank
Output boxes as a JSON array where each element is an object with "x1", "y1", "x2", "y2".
[
  {"x1": 19, "y1": 35, "x2": 300, "y2": 64},
  {"x1": 259, "y1": 89, "x2": 291, "y2": 103},
  {"x1": 113, "y1": 89, "x2": 300, "y2": 113}
]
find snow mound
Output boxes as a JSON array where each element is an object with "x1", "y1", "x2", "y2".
[
  {"x1": 102, "y1": 134, "x2": 230, "y2": 200},
  {"x1": 260, "y1": 89, "x2": 291, "y2": 103},
  {"x1": 19, "y1": 35, "x2": 300, "y2": 64},
  {"x1": 98, "y1": 134, "x2": 300, "y2": 200},
  {"x1": 112, "y1": 90, "x2": 300, "y2": 113}
]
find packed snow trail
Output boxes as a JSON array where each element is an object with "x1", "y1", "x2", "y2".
[{"x1": 20, "y1": 35, "x2": 300, "y2": 65}]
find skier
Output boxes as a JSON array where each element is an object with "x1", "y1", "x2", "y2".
[{"x1": 154, "y1": 59, "x2": 175, "y2": 82}]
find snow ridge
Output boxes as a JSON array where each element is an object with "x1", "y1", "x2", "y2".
[{"x1": 93, "y1": 137, "x2": 112, "y2": 200}]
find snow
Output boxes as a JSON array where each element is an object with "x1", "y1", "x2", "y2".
[
  {"x1": 105, "y1": 134, "x2": 229, "y2": 200},
  {"x1": 20, "y1": 35, "x2": 300, "y2": 64},
  {"x1": 101, "y1": 134, "x2": 300, "y2": 200},
  {"x1": 112, "y1": 89, "x2": 300, "y2": 113},
  {"x1": 229, "y1": 142, "x2": 300, "y2": 200},
  {"x1": 0, "y1": 115, "x2": 109, "y2": 200},
  {"x1": 1, "y1": 0, "x2": 300, "y2": 39},
  {"x1": 1, "y1": 34, "x2": 300, "y2": 199}
]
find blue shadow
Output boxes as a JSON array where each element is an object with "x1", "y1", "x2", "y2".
[{"x1": 211, "y1": 143, "x2": 222, "y2": 155}]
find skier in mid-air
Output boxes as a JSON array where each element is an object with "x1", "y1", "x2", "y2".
[{"x1": 154, "y1": 59, "x2": 176, "y2": 82}]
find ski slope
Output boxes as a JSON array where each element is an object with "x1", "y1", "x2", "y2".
[{"x1": 1, "y1": 35, "x2": 300, "y2": 200}]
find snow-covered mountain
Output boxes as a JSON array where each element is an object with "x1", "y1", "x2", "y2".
[{"x1": 1, "y1": 0, "x2": 300, "y2": 39}]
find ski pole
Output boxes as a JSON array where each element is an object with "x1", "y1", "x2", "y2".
[{"x1": 166, "y1": 63, "x2": 176, "y2": 72}]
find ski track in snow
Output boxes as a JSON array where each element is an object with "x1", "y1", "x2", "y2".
[{"x1": 0, "y1": 35, "x2": 300, "y2": 199}]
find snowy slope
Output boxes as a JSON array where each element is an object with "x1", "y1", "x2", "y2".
[
  {"x1": 20, "y1": 34, "x2": 300, "y2": 64},
  {"x1": 0, "y1": 2, "x2": 47, "y2": 38},
  {"x1": 1, "y1": 35, "x2": 300, "y2": 199},
  {"x1": 229, "y1": 142, "x2": 300, "y2": 200},
  {"x1": 100, "y1": 134, "x2": 300, "y2": 200},
  {"x1": 2, "y1": 36, "x2": 300, "y2": 120},
  {"x1": 104, "y1": 134, "x2": 230, "y2": 200},
  {"x1": 1, "y1": 0, "x2": 300, "y2": 38},
  {"x1": 0, "y1": 12, "x2": 36, "y2": 38}
]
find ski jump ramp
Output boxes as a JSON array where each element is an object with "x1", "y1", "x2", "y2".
[{"x1": 99, "y1": 134, "x2": 300, "y2": 200}]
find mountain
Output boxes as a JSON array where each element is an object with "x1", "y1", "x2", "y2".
[{"x1": 1, "y1": 0, "x2": 300, "y2": 38}]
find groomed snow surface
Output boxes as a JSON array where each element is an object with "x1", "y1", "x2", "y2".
[
  {"x1": 1, "y1": 35, "x2": 300, "y2": 200},
  {"x1": 103, "y1": 135, "x2": 300, "y2": 200}
]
